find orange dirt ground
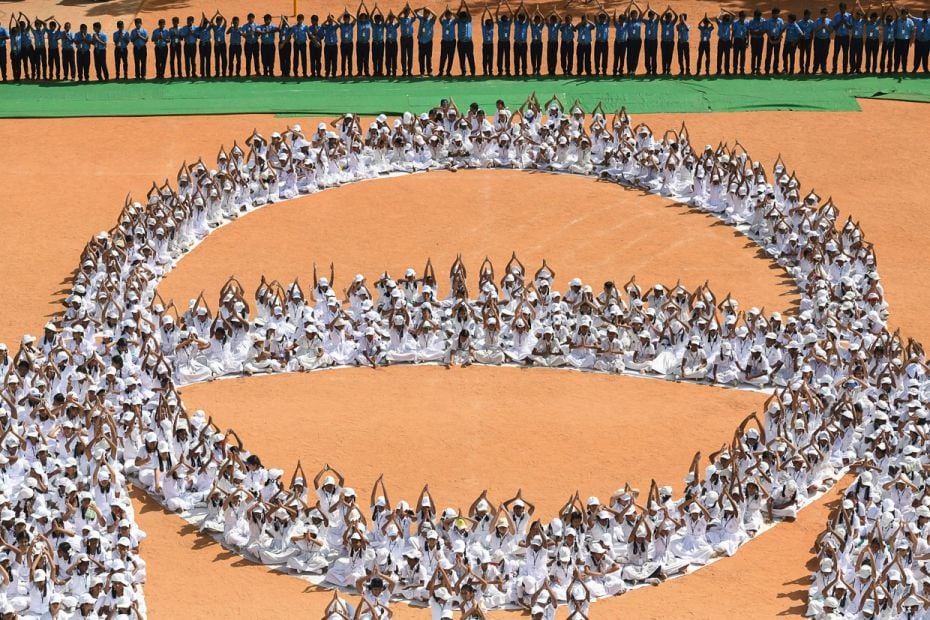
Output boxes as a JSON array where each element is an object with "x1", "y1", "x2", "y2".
[{"x1": 0, "y1": 99, "x2": 928, "y2": 618}]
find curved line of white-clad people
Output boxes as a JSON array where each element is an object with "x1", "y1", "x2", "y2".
[{"x1": 0, "y1": 96, "x2": 918, "y2": 620}]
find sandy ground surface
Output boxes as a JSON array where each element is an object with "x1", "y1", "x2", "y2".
[
  {"x1": 7, "y1": 0, "x2": 930, "y2": 79},
  {"x1": 0, "y1": 98, "x2": 928, "y2": 617}
]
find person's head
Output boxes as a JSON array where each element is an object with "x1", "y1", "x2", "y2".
[
  {"x1": 247, "y1": 12, "x2": 255, "y2": 22},
  {"x1": 231, "y1": 16, "x2": 240, "y2": 25},
  {"x1": 803, "y1": 9, "x2": 811, "y2": 17},
  {"x1": 64, "y1": 21, "x2": 71, "y2": 31},
  {"x1": 771, "y1": 7, "x2": 780, "y2": 17},
  {"x1": 738, "y1": 10, "x2": 746, "y2": 18},
  {"x1": 158, "y1": 18, "x2": 166, "y2": 27},
  {"x1": 186, "y1": 15, "x2": 195, "y2": 25},
  {"x1": 297, "y1": 13, "x2": 305, "y2": 23},
  {"x1": 839, "y1": 2, "x2": 847, "y2": 11},
  {"x1": 820, "y1": 7, "x2": 828, "y2": 18},
  {"x1": 134, "y1": 17, "x2": 142, "y2": 27},
  {"x1": 754, "y1": 9, "x2": 762, "y2": 19},
  {"x1": 788, "y1": 13, "x2": 797, "y2": 23},
  {"x1": 264, "y1": 13, "x2": 274, "y2": 24},
  {"x1": 172, "y1": 16, "x2": 180, "y2": 25},
  {"x1": 630, "y1": 9, "x2": 639, "y2": 19},
  {"x1": 311, "y1": 14, "x2": 319, "y2": 24},
  {"x1": 721, "y1": 13, "x2": 730, "y2": 22},
  {"x1": 93, "y1": 22, "x2": 101, "y2": 32}
]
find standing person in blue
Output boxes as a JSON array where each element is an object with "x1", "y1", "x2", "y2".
[
  {"x1": 830, "y1": 3, "x2": 851, "y2": 74},
  {"x1": 153, "y1": 19, "x2": 169, "y2": 79},
  {"x1": 398, "y1": 3, "x2": 415, "y2": 77},
  {"x1": 513, "y1": 3, "x2": 529, "y2": 77},
  {"x1": 892, "y1": 6, "x2": 914, "y2": 73},
  {"x1": 61, "y1": 22, "x2": 75, "y2": 80},
  {"x1": 91, "y1": 22, "x2": 109, "y2": 81},
  {"x1": 242, "y1": 13, "x2": 260, "y2": 77},
  {"x1": 696, "y1": 13, "x2": 712, "y2": 75},
  {"x1": 278, "y1": 16, "x2": 293, "y2": 77},
  {"x1": 227, "y1": 15, "x2": 243, "y2": 77},
  {"x1": 642, "y1": 6, "x2": 659, "y2": 75},
  {"x1": 370, "y1": 7, "x2": 385, "y2": 77},
  {"x1": 715, "y1": 10, "x2": 732, "y2": 75},
  {"x1": 626, "y1": 2, "x2": 643, "y2": 75},
  {"x1": 676, "y1": 12, "x2": 690, "y2": 75},
  {"x1": 416, "y1": 5, "x2": 437, "y2": 76},
  {"x1": 864, "y1": 11, "x2": 880, "y2": 73},
  {"x1": 356, "y1": 4, "x2": 373, "y2": 77},
  {"x1": 575, "y1": 12, "x2": 594, "y2": 76},
  {"x1": 849, "y1": 7, "x2": 865, "y2": 74},
  {"x1": 113, "y1": 20, "x2": 130, "y2": 79},
  {"x1": 260, "y1": 13, "x2": 279, "y2": 77},
  {"x1": 169, "y1": 17, "x2": 182, "y2": 78},
  {"x1": 530, "y1": 7, "x2": 544, "y2": 75},
  {"x1": 797, "y1": 9, "x2": 814, "y2": 74},
  {"x1": 811, "y1": 7, "x2": 831, "y2": 74},
  {"x1": 730, "y1": 9, "x2": 748, "y2": 74},
  {"x1": 75, "y1": 23, "x2": 91, "y2": 82},
  {"x1": 438, "y1": 5, "x2": 457, "y2": 76},
  {"x1": 764, "y1": 7, "x2": 784, "y2": 75},
  {"x1": 611, "y1": 11, "x2": 628, "y2": 75},
  {"x1": 31, "y1": 18, "x2": 49, "y2": 80},
  {"x1": 747, "y1": 9, "x2": 765, "y2": 75},
  {"x1": 545, "y1": 10, "x2": 560, "y2": 75},
  {"x1": 914, "y1": 10, "x2": 930, "y2": 73},
  {"x1": 309, "y1": 14, "x2": 324, "y2": 77},
  {"x1": 383, "y1": 11, "x2": 399, "y2": 77},
  {"x1": 593, "y1": 7, "x2": 610, "y2": 76},
  {"x1": 558, "y1": 11, "x2": 575, "y2": 75},
  {"x1": 197, "y1": 14, "x2": 213, "y2": 77},
  {"x1": 130, "y1": 18, "x2": 148, "y2": 80},
  {"x1": 782, "y1": 13, "x2": 802, "y2": 74},
  {"x1": 322, "y1": 14, "x2": 339, "y2": 77},
  {"x1": 0, "y1": 22, "x2": 7, "y2": 81},
  {"x1": 291, "y1": 13, "x2": 309, "y2": 77},
  {"x1": 495, "y1": 1, "x2": 513, "y2": 77},
  {"x1": 659, "y1": 7, "x2": 677, "y2": 76},
  {"x1": 46, "y1": 21, "x2": 61, "y2": 81},
  {"x1": 210, "y1": 12, "x2": 227, "y2": 77},
  {"x1": 9, "y1": 22, "x2": 22, "y2": 81},
  {"x1": 16, "y1": 16, "x2": 32, "y2": 81},
  {"x1": 180, "y1": 16, "x2": 198, "y2": 78},
  {"x1": 880, "y1": 7, "x2": 895, "y2": 73},
  {"x1": 457, "y1": 1, "x2": 476, "y2": 76}
]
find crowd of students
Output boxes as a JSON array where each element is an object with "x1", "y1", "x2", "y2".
[{"x1": 1, "y1": 1, "x2": 929, "y2": 82}]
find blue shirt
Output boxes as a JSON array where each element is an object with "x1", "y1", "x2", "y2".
[
  {"x1": 677, "y1": 22, "x2": 690, "y2": 43},
  {"x1": 627, "y1": 18, "x2": 642, "y2": 40},
  {"x1": 882, "y1": 21, "x2": 895, "y2": 41},
  {"x1": 153, "y1": 27, "x2": 169, "y2": 47},
  {"x1": 785, "y1": 22, "x2": 802, "y2": 42},
  {"x1": 851, "y1": 17, "x2": 865, "y2": 38},
  {"x1": 797, "y1": 18, "x2": 814, "y2": 39},
  {"x1": 260, "y1": 24, "x2": 278, "y2": 44},
  {"x1": 357, "y1": 20, "x2": 372, "y2": 43},
  {"x1": 546, "y1": 22, "x2": 560, "y2": 41},
  {"x1": 399, "y1": 16, "x2": 415, "y2": 37},
  {"x1": 322, "y1": 23, "x2": 338, "y2": 44},
  {"x1": 32, "y1": 28, "x2": 45, "y2": 48},
  {"x1": 716, "y1": 19, "x2": 732, "y2": 39},
  {"x1": 198, "y1": 24, "x2": 212, "y2": 43},
  {"x1": 514, "y1": 18, "x2": 529, "y2": 43},
  {"x1": 113, "y1": 29, "x2": 130, "y2": 49},
  {"x1": 385, "y1": 23, "x2": 399, "y2": 40},
  {"x1": 180, "y1": 25, "x2": 198, "y2": 44},
  {"x1": 643, "y1": 17, "x2": 659, "y2": 39},
  {"x1": 531, "y1": 22, "x2": 543, "y2": 41},
  {"x1": 831, "y1": 12, "x2": 851, "y2": 37},
  {"x1": 865, "y1": 20, "x2": 880, "y2": 39},
  {"x1": 47, "y1": 29, "x2": 60, "y2": 49},
  {"x1": 766, "y1": 16, "x2": 784, "y2": 38},
  {"x1": 814, "y1": 17, "x2": 831, "y2": 39},
  {"x1": 130, "y1": 27, "x2": 148, "y2": 48},
  {"x1": 615, "y1": 21, "x2": 629, "y2": 42},
  {"x1": 93, "y1": 31, "x2": 107, "y2": 50},
  {"x1": 457, "y1": 18, "x2": 472, "y2": 41},
  {"x1": 894, "y1": 17, "x2": 914, "y2": 40},
  {"x1": 76, "y1": 32, "x2": 92, "y2": 51},
  {"x1": 228, "y1": 25, "x2": 242, "y2": 45},
  {"x1": 0, "y1": 27, "x2": 7, "y2": 49},
  {"x1": 212, "y1": 24, "x2": 226, "y2": 43},
  {"x1": 338, "y1": 22, "x2": 353, "y2": 43},
  {"x1": 560, "y1": 22, "x2": 575, "y2": 42},
  {"x1": 660, "y1": 21, "x2": 675, "y2": 41},
  {"x1": 916, "y1": 18, "x2": 930, "y2": 42},
  {"x1": 576, "y1": 22, "x2": 593, "y2": 43},
  {"x1": 748, "y1": 17, "x2": 766, "y2": 37},
  {"x1": 732, "y1": 19, "x2": 747, "y2": 39},
  {"x1": 371, "y1": 22, "x2": 384, "y2": 42},
  {"x1": 595, "y1": 20, "x2": 609, "y2": 41},
  {"x1": 440, "y1": 17, "x2": 456, "y2": 41},
  {"x1": 698, "y1": 23, "x2": 713, "y2": 42},
  {"x1": 497, "y1": 17, "x2": 511, "y2": 42},
  {"x1": 241, "y1": 22, "x2": 260, "y2": 43},
  {"x1": 61, "y1": 31, "x2": 75, "y2": 50},
  {"x1": 417, "y1": 14, "x2": 435, "y2": 42}
]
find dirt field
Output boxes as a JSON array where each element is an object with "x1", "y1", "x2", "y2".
[{"x1": 1, "y1": 98, "x2": 928, "y2": 617}]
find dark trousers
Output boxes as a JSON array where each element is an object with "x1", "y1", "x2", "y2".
[
  {"x1": 34, "y1": 46, "x2": 47, "y2": 78},
  {"x1": 749, "y1": 36, "x2": 764, "y2": 73},
  {"x1": 245, "y1": 41, "x2": 259, "y2": 75},
  {"x1": 260, "y1": 42, "x2": 274, "y2": 75},
  {"x1": 384, "y1": 40, "x2": 396, "y2": 76},
  {"x1": 93, "y1": 48, "x2": 109, "y2": 80},
  {"x1": 880, "y1": 39, "x2": 893, "y2": 72},
  {"x1": 832, "y1": 34, "x2": 849, "y2": 73},
  {"x1": 497, "y1": 40, "x2": 510, "y2": 74},
  {"x1": 677, "y1": 40, "x2": 690, "y2": 74},
  {"x1": 697, "y1": 40, "x2": 710, "y2": 73},
  {"x1": 310, "y1": 43, "x2": 323, "y2": 76},
  {"x1": 214, "y1": 41, "x2": 227, "y2": 76},
  {"x1": 0, "y1": 47, "x2": 7, "y2": 81},
  {"x1": 438, "y1": 39, "x2": 454, "y2": 75},
  {"x1": 371, "y1": 41, "x2": 383, "y2": 75},
  {"x1": 183, "y1": 41, "x2": 196, "y2": 76},
  {"x1": 229, "y1": 43, "x2": 242, "y2": 75},
  {"x1": 340, "y1": 41, "x2": 352, "y2": 75},
  {"x1": 643, "y1": 38, "x2": 658, "y2": 74},
  {"x1": 169, "y1": 43, "x2": 181, "y2": 77},
  {"x1": 418, "y1": 40, "x2": 432, "y2": 74},
  {"x1": 812, "y1": 37, "x2": 829, "y2": 73},
  {"x1": 530, "y1": 40, "x2": 542, "y2": 74},
  {"x1": 717, "y1": 39, "x2": 731, "y2": 74},
  {"x1": 576, "y1": 42, "x2": 591, "y2": 75},
  {"x1": 21, "y1": 46, "x2": 32, "y2": 78},
  {"x1": 324, "y1": 44, "x2": 337, "y2": 76},
  {"x1": 798, "y1": 38, "x2": 812, "y2": 72},
  {"x1": 400, "y1": 36, "x2": 413, "y2": 75},
  {"x1": 783, "y1": 39, "x2": 798, "y2": 73},
  {"x1": 546, "y1": 41, "x2": 557, "y2": 74},
  {"x1": 458, "y1": 40, "x2": 475, "y2": 75},
  {"x1": 613, "y1": 41, "x2": 626, "y2": 74},
  {"x1": 733, "y1": 38, "x2": 747, "y2": 72},
  {"x1": 914, "y1": 39, "x2": 929, "y2": 72},
  {"x1": 63, "y1": 49, "x2": 76, "y2": 79},
  {"x1": 199, "y1": 41, "x2": 212, "y2": 76},
  {"x1": 77, "y1": 49, "x2": 90, "y2": 80},
  {"x1": 560, "y1": 40, "x2": 573, "y2": 74},
  {"x1": 893, "y1": 39, "x2": 909, "y2": 72},
  {"x1": 626, "y1": 39, "x2": 641, "y2": 73},
  {"x1": 48, "y1": 48, "x2": 60, "y2": 79},
  {"x1": 514, "y1": 41, "x2": 527, "y2": 75},
  {"x1": 356, "y1": 41, "x2": 369, "y2": 75},
  {"x1": 660, "y1": 39, "x2": 673, "y2": 73},
  {"x1": 155, "y1": 46, "x2": 168, "y2": 78},
  {"x1": 849, "y1": 37, "x2": 862, "y2": 72},
  {"x1": 11, "y1": 50, "x2": 21, "y2": 81},
  {"x1": 115, "y1": 47, "x2": 129, "y2": 77},
  {"x1": 764, "y1": 38, "x2": 781, "y2": 73},
  {"x1": 864, "y1": 38, "x2": 879, "y2": 73},
  {"x1": 133, "y1": 46, "x2": 147, "y2": 78},
  {"x1": 279, "y1": 42, "x2": 292, "y2": 76},
  {"x1": 482, "y1": 41, "x2": 494, "y2": 74},
  {"x1": 594, "y1": 40, "x2": 608, "y2": 74}
]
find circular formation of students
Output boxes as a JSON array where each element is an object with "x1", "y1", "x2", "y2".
[
  {"x1": 0, "y1": 93, "x2": 926, "y2": 620},
  {"x1": 2, "y1": 2, "x2": 930, "y2": 82}
]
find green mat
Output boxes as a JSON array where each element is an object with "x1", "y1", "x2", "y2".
[{"x1": 0, "y1": 75, "x2": 928, "y2": 118}]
